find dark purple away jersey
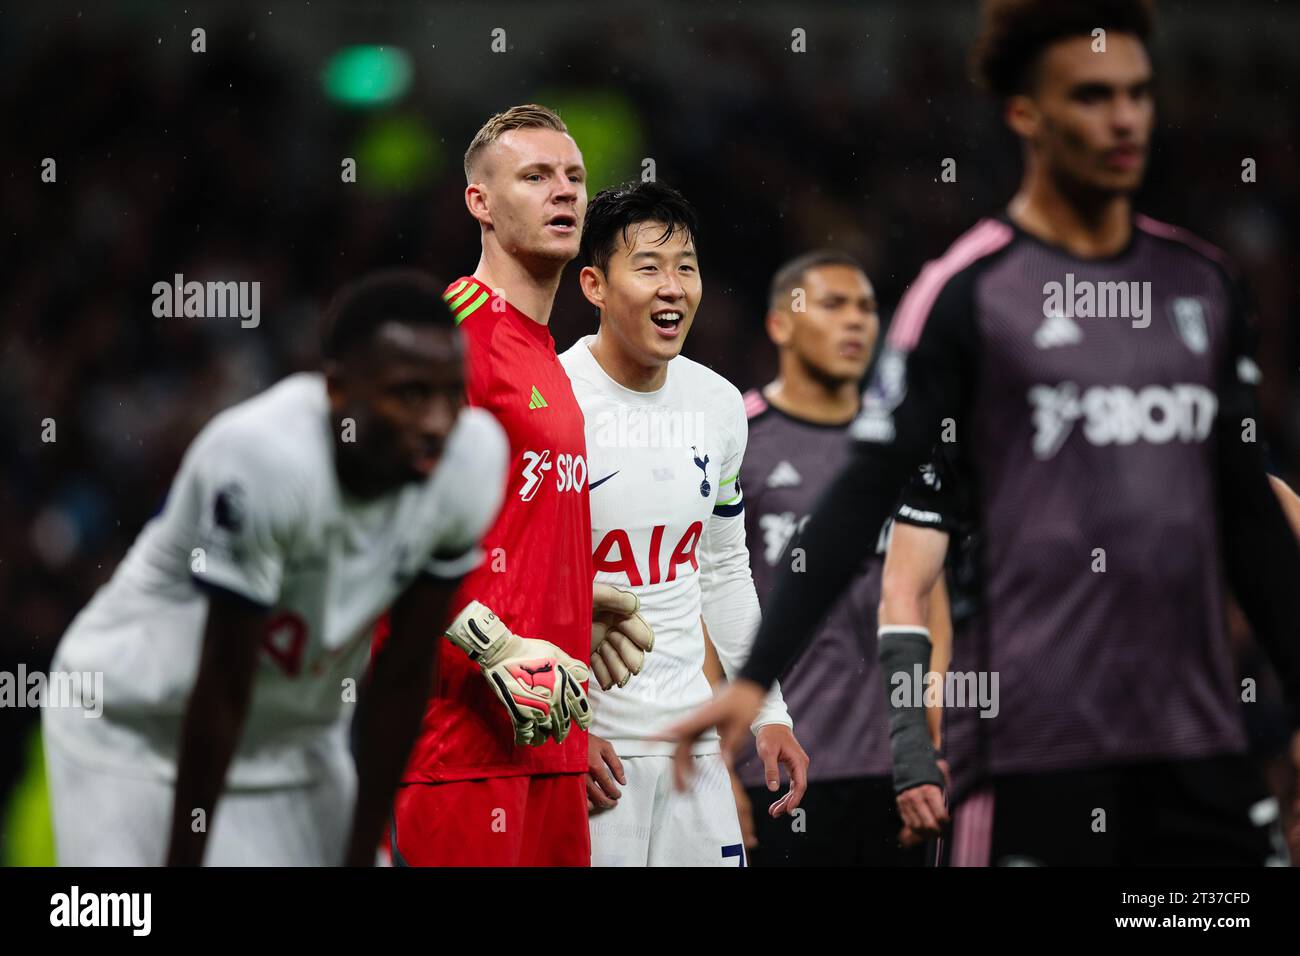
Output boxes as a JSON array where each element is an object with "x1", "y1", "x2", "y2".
[
  {"x1": 734, "y1": 390, "x2": 892, "y2": 784},
  {"x1": 865, "y1": 214, "x2": 1254, "y2": 797}
]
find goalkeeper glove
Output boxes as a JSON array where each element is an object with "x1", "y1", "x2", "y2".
[
  {"x1": 445, "y1": 600, "x2": 592, "y2": 746},
  {"x1": 591, "y1": 583, "x2": 655, "y2": 690}
]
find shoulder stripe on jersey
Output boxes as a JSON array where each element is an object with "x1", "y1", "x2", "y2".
[
  {"x1": 743, "y1": 388, "x2": 768, "y2": 419},
  {"x1": 1134, "y1": 214, "x2": 1234, "y2": 273},
  {"x1": 887, "y1": 219, "x2": 1014, "y2": 352},
  {"x1": 443, "y1": 279, "x2": 469, "y2": 301},
  {"x1": 454, "y1": 290, "x2": 490, "y2": 325},
  {"x1": 447, "y1": 281, "x2": 481, "y2": 310}
]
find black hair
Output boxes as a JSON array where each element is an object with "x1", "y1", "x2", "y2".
[
  {"x1": 973, "y1": 0, "x2": 1155, "y2": 99},
  {"x1": 320, "y1": 268, "x2": 453, "y2": 362},
  {"x1": 768, "y1": 250, "x2": 867, "y2": 311},
  {"x1": 580, "y1": 180, "x2": 700, "y2": 274}
]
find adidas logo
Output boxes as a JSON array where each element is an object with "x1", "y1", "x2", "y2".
[
  {"x1": 766, "y1": 460, "x2": 802, "y2": 488},
  {"x1": 528, "y1": 385, "x2": 548, "y2": 410},
  {"x1": 1034, "y1": 311, "x2": 1082, "y2": 349}
]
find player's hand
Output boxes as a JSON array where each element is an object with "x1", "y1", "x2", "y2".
[
  {"x1": 662, "y1": 679, "x2": 766, "y2": 791},
  {"x1": 585, "y1": 733, "x2": 625, "y2": 813},
  {"x1": 590, "y1": 583, "x2": 655, "y2": 690},
  {"x1": 445, "y1": 600, "x2": 592, "y2": 746},
  {"x1": 897, "y1": 758, "x2": 950, "y2": 847},
  {"x1": 756, "y1": 724, "x2": 809, "y2": 817}
]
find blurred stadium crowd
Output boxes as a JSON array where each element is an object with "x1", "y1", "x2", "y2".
[{"x1": 1, "y1": 1, "x2": 1297, "y2": 862}]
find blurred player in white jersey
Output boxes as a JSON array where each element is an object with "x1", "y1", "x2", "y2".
[
  {"x1": 559, "y1": 182, "x2": 807, "y2": 866},
  {"x1": 42, "y1": 270, "x2": 508, "y2": 866}
]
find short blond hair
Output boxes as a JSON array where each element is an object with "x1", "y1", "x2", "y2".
[{"x1": 464, "y1": 104, "x2": 568, "y2": 182}]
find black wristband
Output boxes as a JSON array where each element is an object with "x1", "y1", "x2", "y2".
[{"x1": 878, "y1": 626, "x2": 945, "y2": 794}]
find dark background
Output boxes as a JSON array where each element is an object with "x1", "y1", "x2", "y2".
[{"x1": 2, "y1": 0, "x2": 1297, "y2": 863}]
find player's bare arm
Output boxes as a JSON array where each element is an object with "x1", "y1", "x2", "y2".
[
  {"x1": 925, "y1": 576, "x2": 952, "y2": 745},
  {"x1": 166, "y1": 586, "x2": 269, "y2": 866},
  {"x1": 346, "y1": 573, "x2": 459, "y2": 867}
]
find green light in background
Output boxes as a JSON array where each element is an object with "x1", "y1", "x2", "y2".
[
  {"x1": 1, "y1": 729, "x2": 54, "y2": 867},
  {"x1": 533, "y1": 90, "x2": 645, "y2": 193},
  {"x1": 354, "y1": 114, "x2": 442, "y2": 193},
  {"x1": 323, "y1": 46, "x2": 413, "y2": 107}
]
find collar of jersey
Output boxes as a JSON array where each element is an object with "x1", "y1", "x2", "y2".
[
  {"x1": 575, "y1": 334, "x2": 672, "y2": 404},
  {"x1": 998, "y1": 210, "x2": 1140, "y2": 264},
  {"x1": 761, "y1": 392, "x2": 860, "y2": 431},
  {"x1": 456, "y1": 277, "x2": 553, "y2": 344}
]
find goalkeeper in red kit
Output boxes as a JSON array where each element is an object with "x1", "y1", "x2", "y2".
[{"x1": 377, "y1": 105, "x2": 650, "y2": 866}]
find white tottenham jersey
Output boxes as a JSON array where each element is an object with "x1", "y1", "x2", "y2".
[
  {"x1": 560, "y1": 337, "x2": 790, "y2": 756},
  {"x1": 45, "y1": 372, "x2": 508, "y2": 788}
]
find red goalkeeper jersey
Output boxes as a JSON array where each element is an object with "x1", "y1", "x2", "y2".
[{"x1": 400, "y1": 276, "x2": 592, "y2": 781}]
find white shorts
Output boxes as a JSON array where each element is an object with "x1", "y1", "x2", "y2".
[
  {"x1": 589, "y1": 753, "x2": 745, "y2": 867},
  {"x1": 44, "y1": 733, "x2": 357, "y2": 867}
]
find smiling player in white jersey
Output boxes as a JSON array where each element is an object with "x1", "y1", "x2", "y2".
[
  {"x1": 42, "y1": 270, "x2": 508, "y2": 866},
  {"x1": 559, "y1": 182, "x2": 807, "y2": 867}
]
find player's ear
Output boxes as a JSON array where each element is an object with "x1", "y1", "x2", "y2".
[
  {"x1": 578, "y1": 265, "x2": 607, "y2": 312},
  {"x1": 465, "y1": 181, "x2": 492, "y2": 228},
  {"x1": 1005, "y1": 94, "x2": 1039, "y2": 142},
  {"x1": 766, "y1": 307, "x2": 793, "y2": 347}
]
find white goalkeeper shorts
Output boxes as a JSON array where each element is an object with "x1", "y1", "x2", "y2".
[
  {"x1": 44, "y1": 733, "x2": 356, "y2": 867},
  {"x1": 589, "y1": 753, "x2": 746, "y2": 867}
]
